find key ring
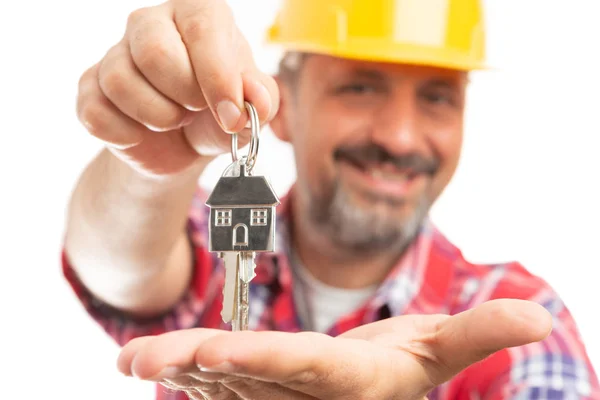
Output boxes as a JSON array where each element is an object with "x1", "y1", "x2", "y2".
[{"x1": 231, "y1": 101, "x2": 260, "y2": 173}]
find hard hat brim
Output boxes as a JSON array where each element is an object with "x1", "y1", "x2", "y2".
[{"x1": 267, "y1": 39, "x2": 487, "y2": 72}]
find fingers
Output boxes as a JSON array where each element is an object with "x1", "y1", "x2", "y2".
[
  {"x1": 422, "y1": 299, "x2": 552, "y2": 386},
  {"x1": 183, "y1": 71, "x2": 277, "y2": 156},
  {"x1": 193, "y1": 331, "x2": 386, "y2": 398},
  {"x1": 340, "y1": 299, "x2": 553, "y2": 395},
  {"x1": 126, "y1": 3, "x2": 206, "y2": 111},
  {"x1": 87, "y1": 0, "x2": 277, "y2": 167},
  {"x1": 182, "y1": 108, "x2": 238, "y2": 156},
  {"x1": 173, "y1": 0, "x2": 244, "y2": 132},
  {"x1": 116, "y1": 336, "x2": 154, "y2": 376},
  {"x1": 77, "y1": 64, "x2": 145, "y2": 148},
  {"x1": 241, "y1": 70, "x2": 280, "y2": 125},
  {"x1": 339, "y1": 314, "x2": 426, "y2": 341},
  {"x1": 172, "y1": 0, "x2": 277, "y2": 133},
  {"x1": 98, "y1": 40, "x2": 193, "y2": 132},
  {"x1": 121, "y1": 328, "x2": 228, "y2": 380},
  {"x1": 182, "y1": 71, "x2": 277, "y2": 156},
  {"x1": 117, "y1": 300, "x2": 550, "y2": 400}
]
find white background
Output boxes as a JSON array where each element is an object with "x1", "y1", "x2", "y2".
[{"x1": 1, "y1": 0, "x2": 599, "y2": 399}]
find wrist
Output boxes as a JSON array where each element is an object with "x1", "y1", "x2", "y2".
[{"x1": 104, "y1": 148, "x2": 212, "y2": 198}]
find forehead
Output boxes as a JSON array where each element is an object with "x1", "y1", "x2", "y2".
[{"x1": 303, "y1": 54, "x2": 468, "y2": 82}]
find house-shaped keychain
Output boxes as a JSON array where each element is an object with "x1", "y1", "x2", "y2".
[{"x1": 206, "y1": 162, "x2": 280, "y2": 253}]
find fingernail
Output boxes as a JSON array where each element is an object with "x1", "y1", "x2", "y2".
[
  {"x1": 145, "y1": 123, "x2": 170, "y2": 132},
  {"x1": 217, "y1": 101, "x2": 242, "y2": 133},
  {"x1": 198, "y1": 361, "x2": 236, "y2": 374},
  {"x1": 184, "y1": 104, "x2": 205, "y2": 112}
]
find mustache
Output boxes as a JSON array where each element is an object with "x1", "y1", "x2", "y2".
[{"x1": 334, "y1": 143, "x2": 440, "y2": 175}]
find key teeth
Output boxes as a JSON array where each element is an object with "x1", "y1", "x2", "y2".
[
  {"x1": 221, "y1": 252, "x2": 238, "y2": 324},
  {"x1": 240, "y1": 260, "x2": 257, "y2": 283},
  {"x1": 249, "y1": 260, "x2": 257, "y2": 281},
  {"x1": 220, "y1": 252, "x2": 255, "y2": 327},
  {"x1": 221, "y1": 286, "x2": 232, "y2": 323}
]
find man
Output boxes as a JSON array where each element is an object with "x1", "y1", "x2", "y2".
[{"x1": 61, "y1": 0, "x2": 599, "y2": 399}]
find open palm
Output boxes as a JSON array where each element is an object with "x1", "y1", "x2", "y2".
[{"x1": 117, "y1": 299, "x2": 551, "y2": 400}]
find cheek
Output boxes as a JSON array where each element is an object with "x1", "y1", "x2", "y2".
[
  {"x1": 293, "y1": 118, "x2": 335, "y2": 191},
  {"x1": 293, "y1": 108, "x2": 372, "y2": 198},
  {"x1": 429, "y1": 124, "x2": 463, "y2": 193}
]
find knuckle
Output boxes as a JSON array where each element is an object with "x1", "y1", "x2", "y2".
[
  {"x1": 178, "y1": 10, "x2": 213, "y2": 44},
  {"x1": 179, "y1": 19, "x2": 206, "y2": 45},
  {"x1": 98, "y1": 66, "x2": 128, "y2": 99},
  {"x1": 135, "y1": 40, "x2": 170, "y2": 73},
  {"x1": 126, "y1": 7, "x2": 150, "y2": 28},
  {"x1": 78, "y1": 100, "x2": 108, "y2": 138},
  {"x1": 77, "y1": 65, "x2": 96, "y2": 92},
  {"x1": 177, "y1": 1, "x2": 234, "y2": 46}
]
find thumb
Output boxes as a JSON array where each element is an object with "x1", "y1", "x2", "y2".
[{"x1": 424, "y1": 299, "x2": 552, "y2": 386}]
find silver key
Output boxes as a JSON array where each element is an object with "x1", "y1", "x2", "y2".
[
  {"x1": 218, "y1": 251, "x2": 256, "y2": 330},
  {"x1": 206, "y1": 102, "x2": 280, "y2": 331},
  {"x1": 218, "y1": 251, "x2": 256, "y2": 331}
]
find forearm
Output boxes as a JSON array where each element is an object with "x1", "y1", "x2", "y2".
[{"x1": 64, "y1": 148, "x2": 211, "y2": 316}]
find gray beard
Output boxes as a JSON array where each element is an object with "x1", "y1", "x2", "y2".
[{"x1": 305, "y1": 181, "x2": 431, "y2": 254}]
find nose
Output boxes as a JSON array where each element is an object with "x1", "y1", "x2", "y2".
[{"x1": 370, "y1": 88, "x2": 428, "y2": 157}]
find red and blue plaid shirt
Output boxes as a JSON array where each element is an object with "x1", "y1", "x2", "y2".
[{"x1": 62, "y1": 185, "x2": 600, "y2": 399}]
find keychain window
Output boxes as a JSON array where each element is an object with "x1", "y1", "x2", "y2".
[
  {"x1": 251, "y1": 209, "x2": 268, "y2": 226},
  {"x1": 216, "y1": 209, "x2": 232, "y2": 226}
]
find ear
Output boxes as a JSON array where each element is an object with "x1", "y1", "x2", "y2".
[{"x1": 269, "y1": 76, "x2": 292, "y2": 143}]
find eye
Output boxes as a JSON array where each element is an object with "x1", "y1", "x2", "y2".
[
  {"x1": 421, "y1": 91, "x2": 454, "y2": 105},
  {"x1": 336, "y1": 83, "x2": 378, "y2": 95}
]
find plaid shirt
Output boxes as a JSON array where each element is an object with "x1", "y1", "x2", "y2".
[{"x1": 62, "y1": 185, "x2": 600, "y2": 400}]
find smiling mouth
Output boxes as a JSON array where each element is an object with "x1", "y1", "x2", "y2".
[
  {"x1": 340, "y1": 155, "x2": 419, "y2": 183},
  {"x1": 335, "y1": 156, "x2": 427, "y2": 202}
]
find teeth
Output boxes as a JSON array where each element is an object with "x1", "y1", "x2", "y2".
[{"x1": 369, "y1": 167, "x2": 409, "y2": 181}]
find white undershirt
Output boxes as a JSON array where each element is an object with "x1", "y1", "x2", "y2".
[{"x1": 289, "y1": 248, "x2": 378, "y2": 333}]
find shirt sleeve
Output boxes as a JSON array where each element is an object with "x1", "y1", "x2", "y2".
[
  {"x1": 447, "y1": 262, "x2": 600, "y2": 400},
  {"x1": 60, "y1": 186, "x2": 221, "y2": 347}
]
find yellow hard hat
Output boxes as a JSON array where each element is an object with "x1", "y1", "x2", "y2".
[{"x1": 266, "y1": 0, "x2": 486, "y2": 71}]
